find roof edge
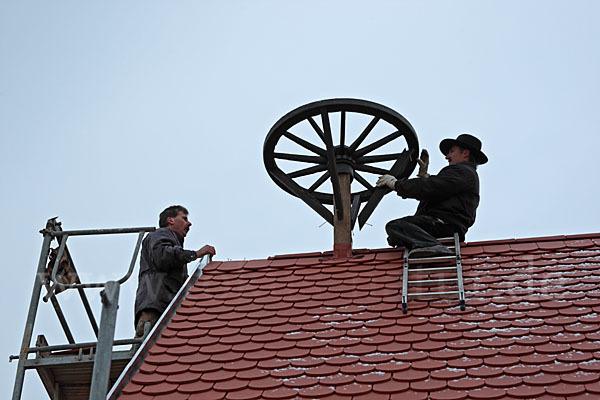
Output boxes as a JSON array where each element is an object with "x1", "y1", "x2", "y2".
[{"x1": 107, "y1": 256, "x2": 213, "y2": 400}]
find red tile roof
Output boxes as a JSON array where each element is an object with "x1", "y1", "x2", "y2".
[{"x1": 114, "y1": 233, "x2": 600, "y2": 399}]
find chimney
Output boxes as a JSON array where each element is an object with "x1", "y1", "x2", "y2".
[{"x1": 333, "y1": 168, "x2": 353, "y2": 258}]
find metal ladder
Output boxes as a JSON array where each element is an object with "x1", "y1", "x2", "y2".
[{"x1": 401, "y1": 233, "x2": 466, "y2": 313}]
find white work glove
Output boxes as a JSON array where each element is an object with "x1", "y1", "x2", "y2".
[
  {"x1": 417, "y1": 149, "x2": 430, "y2": 178},
  {"x1": 376, "y1": 174, "x2": 397, "y2": 190}
]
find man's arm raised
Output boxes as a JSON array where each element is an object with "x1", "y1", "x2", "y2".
[{"x1": 416, "y1": 149, "x2": 430, "y2": 178}]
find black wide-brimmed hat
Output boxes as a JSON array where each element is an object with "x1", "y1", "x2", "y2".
[{"x1": 439, "y1": 133, "x2": 488, "y2": 165}]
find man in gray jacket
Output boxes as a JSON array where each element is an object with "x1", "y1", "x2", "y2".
[
  {"x1": 134, "y1": 205, "x2": 215, "y2": 336},
  {"x1": 377, "y1": 134, "x2": 487, "y2": 258}
]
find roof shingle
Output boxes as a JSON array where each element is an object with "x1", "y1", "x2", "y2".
[{"x1": 115, "y1": 233, "x2": 600, "y2": 399}]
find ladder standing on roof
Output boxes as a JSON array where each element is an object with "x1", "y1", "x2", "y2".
[{"x1": 401, "y1": 233, "x2": 466, "y2": 313}]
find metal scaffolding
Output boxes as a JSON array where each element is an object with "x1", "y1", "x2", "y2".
[{"x1": 10, "y1": 218, "x2": 155, "y2": 400}]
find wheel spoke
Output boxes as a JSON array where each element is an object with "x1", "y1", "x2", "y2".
[
  {"x1": 353, "y1": 130, "x2": 403, "y2": 158},
  {"x1": 270, "y1": 169, "x2": 334, "y2": 225},
  {"x1": 356, "y1": 153, "x2": 404, "y2": 164},
  {"x1": 308, "y1": 171, "x2": 330, "y2": 192},
  {"x1": 350, "y1": 194, "x2": 361, "y2": 230},
  {"x1": 340, "y1": 111, "x2": 346, "y2": 147},
  {"x1": 354, "y1": 172, "x2": 374, "y2": 191},
  {"x1": 355, "y1": 164, "x2": 390, "y2": 175},
  {"x1": 358, "y1": 148, "x2": 415, "y2": 229},
  {"x1": 274, "y1": 152, "x2": 326, "y2": 164},
  {"x1": 348, "y1": 116, "x2": 380, "y2": 153},
  {"x1": 320, "y1": 109, "x2": 343, "y2": 218},
  {"x1": 283, "y1": 131, "x2": 327, "y2": 157},
  {"x1": 288, "y1": 164, "x2": 328, "y2": 179},
  {"x1": 307, "y1": 117, "x2": 326, "y2": 144}
]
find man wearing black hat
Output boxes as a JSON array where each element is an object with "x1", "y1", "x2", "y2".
[{"x1": 376, "y1": 134, "x2": 488, "y2": 258}]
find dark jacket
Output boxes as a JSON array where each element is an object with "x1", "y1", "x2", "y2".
[
  {"x1": 394, "y1": 162, "x2": 480, "y2": 236},
  {"x1": 134, "y1": 227, "x2": 197, "y2": 322}
]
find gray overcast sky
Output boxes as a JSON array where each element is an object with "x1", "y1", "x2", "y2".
[{"x1": 2, "y1": 1, "x2": 599, "y2": 398}]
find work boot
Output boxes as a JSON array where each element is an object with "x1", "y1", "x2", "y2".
[{"x1": 408, "y1": 245, "x2": 453, "y2": 258}]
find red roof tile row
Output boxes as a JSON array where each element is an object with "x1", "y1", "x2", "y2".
[{"x1": 117, "y1": 233, "x2": 600, "y2": 399}]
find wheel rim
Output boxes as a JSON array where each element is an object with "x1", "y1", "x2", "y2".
[{"x1": 263, "y1": 98, "x2": 419, "y2": 226}]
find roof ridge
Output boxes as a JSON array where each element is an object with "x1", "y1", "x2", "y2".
[
  {"x1": 465, "y1": 231, "x2": 600, "y2": 247},
  {"x1": 265, "y1": 232, "x2": 600, "y2": 260},
  {"x1": 268, "y1": 246, "x2": 401, "y2": 261}
]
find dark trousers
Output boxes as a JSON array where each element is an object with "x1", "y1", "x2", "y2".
[{"x1": 386, "y1": 215, "x2": 458, "y2": 250}]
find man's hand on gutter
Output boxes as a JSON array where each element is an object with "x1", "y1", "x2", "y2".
[
  {"x1": 417, "y1": 149, "x2": 430, "y2": 178},
  {"x1": 196, "y1": 245, "x2": 216, "y2": 258},
  {"x1": 376, "y1": 174, "x2": 397, "y2": 190}
]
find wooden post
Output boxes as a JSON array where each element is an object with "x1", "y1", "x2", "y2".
[{"x1": 333, "y1": 173, "x2": 352, "y2": 258}]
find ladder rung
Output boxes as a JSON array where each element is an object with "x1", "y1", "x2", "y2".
[
  {"x1": 408, "y1": 290, "x2": 459, "y2": 297},
  {"x1": 408, "y1": 266, "x2": 457, "y2": 274},
  {"x1": 436, "y1": 236, "x2": 456, "y2": 243},
  {"x1": 408, "y1": 278, "x2": 458, "y2": 286},
  {"x1": 408, "y1": 255, "x2": 456, "y2": 264},
  {"x1": 408, "y1": 267, "x2": 457, "y2": 274}
]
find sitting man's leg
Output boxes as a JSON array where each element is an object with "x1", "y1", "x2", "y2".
[
  {"x1": 386, "y1": 215, "x2": 456, "y2": 257},
  {"x1": 135, "y1": 309, "x2": 161, "y2": 337}
]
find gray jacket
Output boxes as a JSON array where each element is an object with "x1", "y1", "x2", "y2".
[{"x1": 134, "y1": 227, "x2": 197, "y2": 323}]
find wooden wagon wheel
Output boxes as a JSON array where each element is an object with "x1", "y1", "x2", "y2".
[{"x1": 263, "y1": 98, "x2": 419, "y2": 229}]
